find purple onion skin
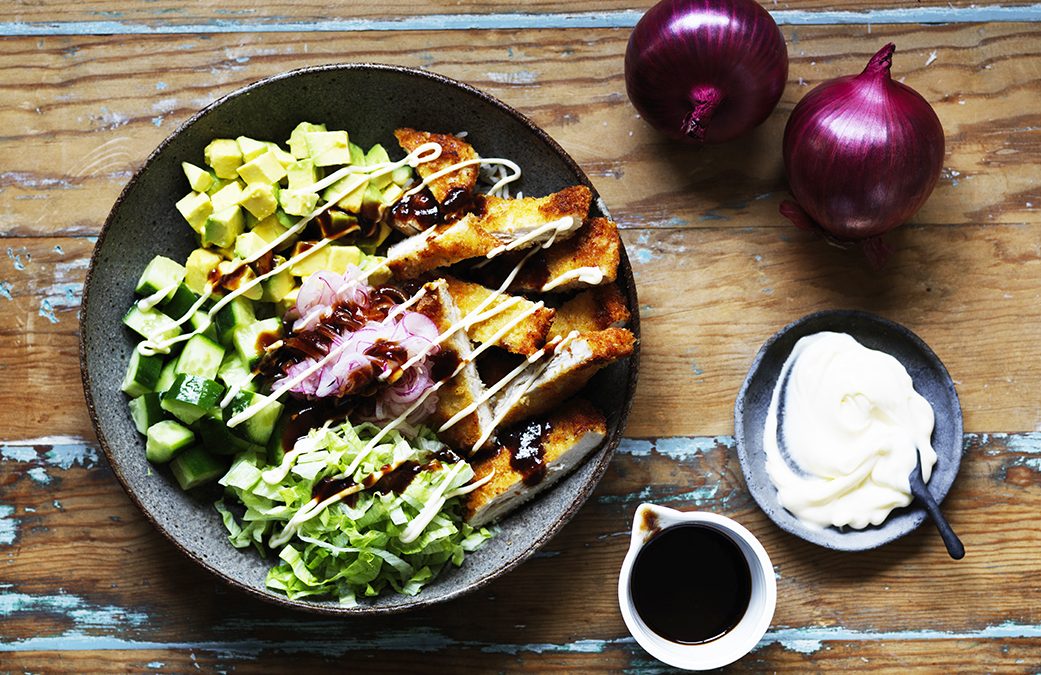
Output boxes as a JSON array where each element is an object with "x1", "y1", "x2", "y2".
[
  {"x1": 781, "y1": 43, "x2": 945, "y2": 242},
  {"x1": 625, "y1": 0, "x2": 788, "y2": 144}
]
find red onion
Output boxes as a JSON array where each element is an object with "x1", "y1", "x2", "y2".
[
  {"x1": 624, "y1": 0, "x2": 788, "y2": 143},
  {"x1": 780, "y1": 44, "x2": 945, "y2": 265}
]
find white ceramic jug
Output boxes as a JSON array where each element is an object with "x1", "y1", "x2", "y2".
[{"x1": 617, "y1": 504, "x2": 777, "y2": 670}]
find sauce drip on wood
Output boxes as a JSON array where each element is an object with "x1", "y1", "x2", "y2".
[
  {"x1": 629, "y1": 525, "x2": 752, "y2": 645},
  {"x1": 501, "y1": 419, "x2": 553, "y2": 486}
]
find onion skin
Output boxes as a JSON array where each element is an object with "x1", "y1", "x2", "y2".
[
  {"x1": 625, "y1": 0, "x2": 788, "y2": 144},
  {"x1": 781, "y1": 44, "x2": 945, "y2": 251}
]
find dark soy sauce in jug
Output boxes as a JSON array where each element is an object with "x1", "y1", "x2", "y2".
[{"x1": 629, "y1": 525, "x2": 752, "y2": 644}]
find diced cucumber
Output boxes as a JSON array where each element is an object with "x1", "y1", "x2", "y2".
[
  {"x1": 174, "y1": 334, "x2": 225, "y2": 380},
  {"x1": 222, "y1": 390, "x2": 284, "y2": 445},
  {"x1": 161, "y1": 283, "x2": 200, "y2": 320},
  {"x1": 232, "y1": 317, "x2": 282, "y2": 370},
  {"x1": 170, "y1": 446, "x2": 226, "y2": 490},
  {"x1": 129, "y1": 393, "x2": 164, "y2": 434},
  {"x1": 145, "y1": 419, "x2": 195, "y2": 463},
  {"x1": 214, "y1": 297, "x2": 257, "y2": 346},
  {"x1": 160, "y1": 374, "x2": 225, "y2": 424},
  {"x1": 123, "y1": 306, "x2": 182, "y2": 342},
  {"x1": 217, "y1": 352, "x2": 257, "y2": 392},
  {"x1": 189, "y1": 311, "x2": 218, "y2": 341},
  {"x1": 391, "y1": 165, "x2": 413, "y2": 186},
  {"x1": 196, "y1": 416, "x2": 262, "y2": 456},
  {"x1": 135, "y1": 255, "x2": 186, "y2": 297},
  {"x1": 266, "y1": 411, "x2": 291, "y2": 466},
  {"x1": 155, "y1": 357, "x2": 180, "y2": 393},
  {"x1": 121, "y1": 348, "x2": 163, "y2": 397}
]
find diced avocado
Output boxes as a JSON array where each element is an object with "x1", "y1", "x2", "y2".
[
  {"x1": 349, "y1": 142, "x2": 366, "y2": 166},
  {"x1": 185, "y1": 248, "x2": 222, "y2": 295},
  {"x1": 381, "y1": 183, "x2": 404, "y2": 208},
  {"x1": 182, "y1": 162, "x2": 214, "y2": 192},
  {"x1": 322, "y1": 174, "x2": 367, "y2": 213},
  {"x1": 279, "y1": 188, "x2": 319, "y2": 217},
  {"x1": 214, "y1": 297, "x2": 256, "y2": 346},
  {"x1": 223, "y1": 390, "x2": 284, "y2": 445},
  {"x1": 203, "y1": 139, "x2": 243, "y2": 179},
  {"x1": 217, "y1": 352, "x2": 257, "y2": 392},
  {"x1": 196, "y1": 416, "x2": 260, "y2": 456},
  {"x1": 206, "y1": 177, "x2": 231, "y2": 196},
  {"x1": 135, "y1": 255, "x2": 186, "y2": 297},
  {"x1": 160, "y1": 374, "x2": 225, "y2": 425},
  {"x1": 232, "y1": 316, "x2": 282, "y2": 370},
  {"x1": 305, "y1": 130, "x2": 350, "y2": 167},
  {"x1": 213, "y1": 259, "x2": 263, "y2": 301},
  {"x1": 236, "y1": 136, "x2": 269, "y2": 162},
  {"x1": 123, "y1": 306, "x2": 182, "y2": 342},
  {"x1": 288, "y1": 242, "x2": 361, "y2": 277},
  {"x1": 238, "y1": 183, "x2": 278, "y2": 220},
  {"x1": 129, "y1": 393, "x2": 164, "y2": 434},
  {"x1": 202, "y1": 206, "x2": 245, "y2": 249},
  {"x1": 209, "y1": 181, "x2": 245, "y2": 212},
  {"x1": 237, "y1": 151, "x2": 287, "y2": 186},
  {"x1": 286, "y1": 159, "x2": 318, "y2": 191},
  {"x1": 155, "y1": 357, "x2": 179, "y2": 394},
  {"x1": 361, "y1": 183, "x2": 383, "y2": 221},
  {"x1": 234, "y1": 231, "x2": 269, "y2": 260},
  {"x1": 251, "y1": 216, "x2": 292, "y2": 249},
  {"x1": 169, "y1": 446, "x2": 226, "y2": 490},
  {"x1": 161, "y1": 283, "x2": 200, "y2": 320},
  {"x1": 275, "y1": 209, "x2": 297, "y2": 228},
  {"x1": 288, "y1": 122, "x2": 327, "y2": 159},
  {"x1": 261, "y1": 259, "x2": 295, "y2": 303},
  {"x1": 276, "y1": 286, "x2": 299, "y2": 317},
  {"x1": 121, "y1": 349, "x2": 163, "y2": 397},
  {"x1": 265, "y1": 142, "x2": 296, "y2": 168},
  {"x1": 146, "y1": 419, "x2": 196, "y2": 463},
  {"x1": 392, "y1": 165, "x2": 413, "y2": 187},
  {"x1": 175, "y1": 192, "x2": 213, "y2": 233},
  {"x1": 317, "y1": 210, "x2": 358, "y2": 239},
  {"x1": 365, "y1": 145, "x2": 394, "y2": 189},
  {"x1": 174, "y1": 334, "x2": 225, "y2": 380}
]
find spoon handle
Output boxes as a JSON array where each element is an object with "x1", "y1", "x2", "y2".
[{"x1": 909, "y1": 457, "x2": 965, "y2": 560}]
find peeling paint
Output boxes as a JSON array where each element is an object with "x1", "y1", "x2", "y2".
[
  {"x1": 0, "y1": 505, "x2": 18, "y2": 545},
  {"x1": 0, "y1": 280, "x2": 11, "y2": 300},
  {"x1": 0, "y1": 590, "x2": 149, "y2": 630},
  {"x1": 27, "y1": 467, "x2": 51, "y2": 484},
  {"x1": 38, "y1": 299, "x2": 58, "y2": 323},
  {"x1": 0, "y1": 436, "x2": 99, "y2": 470},
  {"x1": 486, "y1": 70, "x2": 538, "y2": 85}
]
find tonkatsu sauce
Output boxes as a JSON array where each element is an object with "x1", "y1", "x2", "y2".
[{"x1": 501, "y1": 419, "x2": 552, "y2": 486}]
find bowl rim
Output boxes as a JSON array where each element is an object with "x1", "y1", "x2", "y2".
[
  {"x1": 733, "y1": 308, "x2": 962, "y2": 552},
  {"x1": 79, "y1": 62, "x2": 641, "y2": 615}
]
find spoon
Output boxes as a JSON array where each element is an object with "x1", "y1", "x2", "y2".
[{"x1": 908, "y1": 451, "x2": 964, "y2": 560}]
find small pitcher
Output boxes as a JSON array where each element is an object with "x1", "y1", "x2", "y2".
[{"x1": 617, "y1": 504, "x2": 777, "y2": 670}]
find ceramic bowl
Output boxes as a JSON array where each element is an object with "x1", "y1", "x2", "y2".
[
  {"x1": 80, "y1": 63, "x2": 640, "y2": 614},
  {"x1": 734, "y1": 309, "x2": 962, "y2": 551}
]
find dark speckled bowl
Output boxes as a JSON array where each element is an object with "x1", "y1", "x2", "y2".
[
  {"x1": 735, "y1": 310, "x2": 962, "y2": 552},
  {"x1": 79, "y1": 64, "x2": 640, "y2": 614}
]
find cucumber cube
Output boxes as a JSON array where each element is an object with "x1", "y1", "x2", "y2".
[
  {"x1": 169, "y1": 446, "x2": 226, "y2": 490},
  {"x1": 129, "y1": 393, "x2": 164, "y2": 434},
  {"x1": 160, "y1": 374, "x2": 225, "y2": 424},
  {"x1": 223, "y1": 390, "x2": 284, "y2": 445},
  {"x1": 123, "y1": 306, "x2": 182, "y2": 342},
  {"x1": 217, "y1": 352, "x2": 257, "y2": 392},
  {"x1": 155, "y1": 357, "x2": 180, "y2": 394},
  {"x1": 182, "y1": 162, "x2": 214, "y2": 192},
  {"x1": 135, "y1": 255, "x2": 186, "y2": 297},
  {"x1": 145, "y1": 419, "x2": 195, "y2": 463},
  {"x1": 391, "y1": 165, "x2": 413, "y2": 187},
  {"x1": 174, "y1": 334, "x2": 225, "y2": 380},
  {"x1": 232, "y1": 317, "x2": 282, "y2": 370},
  {"x1": 121, "y1": 349, "x2": 163, "y2": 397},
  {"x1": 160, "y1": 284, "x2": 200, "y2": 320},
  {"x1": 214, "y1": 297, "x2": 256, "y2": 346},
  {"x1": 196, "y1": 416, "x2": 262, "y2": 456}
]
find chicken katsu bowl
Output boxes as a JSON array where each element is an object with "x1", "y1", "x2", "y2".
[{"x1": 80, "y1": 63, "x2": 640, "y2": 613}]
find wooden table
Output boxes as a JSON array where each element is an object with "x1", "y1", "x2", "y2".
[{"x1": 2, "y1": 0, "x2": 1040, "y2": 671}]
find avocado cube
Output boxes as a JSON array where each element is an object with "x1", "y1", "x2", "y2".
[
  {"x1": 238, "y1": 183, "x2": 278, "y2": 220},
  {"x1": 175, "y1": 191, "x2": 213, "y2": 233},
  {"x1": 349, "y1": 142, "x2": 366, "y2": 166},
  {"x1": 327, "y1": 245, "x2": 362, "y2": 274},
  {"x1": 182, "y1": 162, "x2": 214, "y2": 192},
  {"x1": 276, "y1": 286, "x2": 300, "y2": 317},
  {"x1": 261, "y1": 261, "x2": 295, "y2": 303},
  {"x1": 391, "y1": 165, "x2": 413, "y2": 187},
  {"x1": 185, "y1": 248, "x2": 223, "y2": 295},
  {"x1": 288, "y1": 242, "x2": 328, "y2": 277},
  {"x1": 203, "y1": 138, "x2": 243, "y2": 179},
  {"x1": 252, "y1": 216, "x2": 294, "y2": 250},
  {"x1": 275, "y1": 209, "x2": 297, "y2": 228},
  {"x1": 361, "y1": 183, "x2": 383, "y2": 221},
  {"x1": 206, "y1": 177, "x2": 231, "y2": 196},
  {"x1": 322, "y1": 174, "x2": 367, "y2": 213},
  {"x1": 236, "y1": 136, "x2": 269, "y2": 162},
  {"x1": 234, "y1": 231, "x2": 269, "y2": 260},
  {"x1": 210, "y1": 181, "x2": 245, "y2": 212},
  {"x1": 365, "y1": 144, "x2": 391, "y2": 166},
  {"x1": 202, "y1": 206, "x2": 245, "y2": 249},
  {"x1": 288, "y1": 122, "x2": 327, "y2": 159},
  {"x1": 381, "y1": 184, "x2": 404, "y2": 208},
  {"x1": 265, "y1": 143, "x2": 296, "y2": 168},
  {"x1": 214, "y1": 260, "x2": 262, "y2": 301},
  {"x1": 279, "y1": 189, "x2": 319, "y2": 217},
  {"x1": 305, "y1": 130, "x2": 350, "y2": 167},
  {"x1": 237, "y1": 151, "x2": 287, "y2": 186},
  {"x1": 287, "y1": 159, "x2": 318, "y2": 191},
  {"x1": 289, "y1": 242, "x2": 361, "y2": 277}
]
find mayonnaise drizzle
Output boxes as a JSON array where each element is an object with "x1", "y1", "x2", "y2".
[
  {"x1": 541, "y1": 266, "x2": 604, "y2": 292},
  {"x1": 137, "y1": 282, "x2": 179, "y2": 311}
]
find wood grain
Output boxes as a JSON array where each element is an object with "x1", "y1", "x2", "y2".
[{"x1": 2, "y1": 433, "x2": 1040, "y2": 670}]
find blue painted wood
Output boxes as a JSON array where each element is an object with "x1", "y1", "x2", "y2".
[{"x1": 1, "y1": 4, "x2": 1041, "y2": 36}]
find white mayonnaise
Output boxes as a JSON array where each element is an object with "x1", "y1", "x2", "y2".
[{"x1": 763, "y1": 331, "x2": 937, "y2": 530}]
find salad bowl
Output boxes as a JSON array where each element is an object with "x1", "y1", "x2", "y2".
[{"x1": 80, "y1": 63, "x2": 640, "y2": 614}]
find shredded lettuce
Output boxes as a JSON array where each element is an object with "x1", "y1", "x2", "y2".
[{"x1": 216, "y1": 421, "x2": 494, "y2": 604}]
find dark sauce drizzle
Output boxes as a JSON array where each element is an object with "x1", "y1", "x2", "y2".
[{"x1": 500, "y1": 418, "x2": 553, "y2": 486}]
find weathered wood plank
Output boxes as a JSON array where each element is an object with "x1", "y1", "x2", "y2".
[
  {"x1": 0, "y1": 25, "x2": 1039, "y2": 241},
  {"x1": 2, "y1": 432, "x2": 1040, "y2": 665}
]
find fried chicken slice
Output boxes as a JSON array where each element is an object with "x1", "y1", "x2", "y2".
[
  {"x1": 386, "y1": 217, "x2": 500, "y2": 279},
  {"x1": 464, "y1": 399, "x2": 607, "y2": 526},
  {"x1": 548, "y1": 284, "x2": 631, "y2": 339},
  {"x1": 512, "y1": 217, "x2": 621, "y2": 293},
  {"x1": 444, "y1": 276, "x2": 554, "y2": 356},
  {"x1": 394, "y1": 128, "x2": 479, "y2": 204},
  {"x1": 474, "y1": 185, "x2": 591, "y2": 248}
]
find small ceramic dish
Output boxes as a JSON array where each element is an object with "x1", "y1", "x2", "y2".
[
  {"x1": 79, "y1": 63, "x2": 640, "y2": 614},
  {"x1": 734, "y1": 309, "x2": 962, "y2": 551}
]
